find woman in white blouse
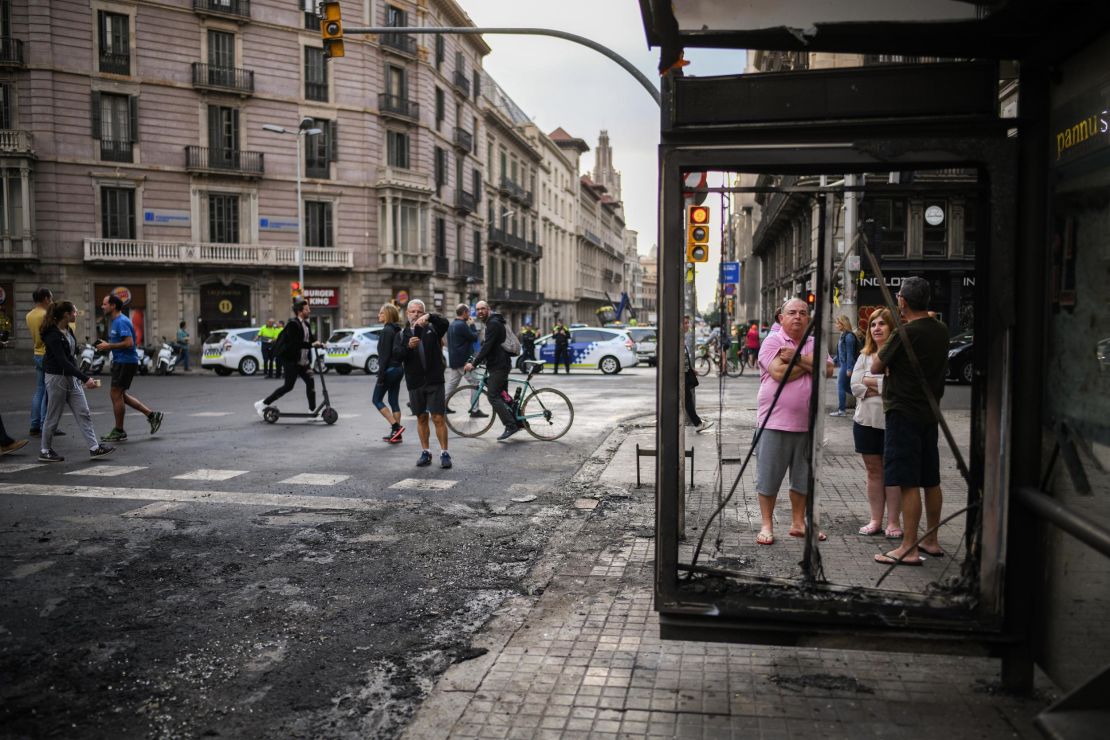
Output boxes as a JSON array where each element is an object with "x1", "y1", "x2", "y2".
[{"x1": 851, "y1": 308, "x2": 903, "y2": 538}]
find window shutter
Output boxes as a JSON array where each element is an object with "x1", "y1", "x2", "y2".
[
  {"x1": 231, "y1": 108, "x2": 240, "y2": 149},
  {"x1": 473, "y1": 71, "x2": 481, "y2": 100},
  {"x1": 435, "y1": 35, "x2": 444, "y2": 68},
  {"x1": 328, "y1": 120, "x2": 338, "y2": 162},
  {"x1": 473, "y1": 170, "x2": 481, "y2": 202},
  {"x1": 128, "y1": 96, "x2": 139, "y2": 141},
  {"x1": 207, "y1": 105, "x2": 219, "y2": 148},
  {"x1": 91, "y1": 91, "x2": 102, "y2": 137}
]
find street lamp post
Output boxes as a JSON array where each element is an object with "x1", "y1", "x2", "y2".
[{"x1": 261, "y1": 119, "x2": 322, "y2": 296}]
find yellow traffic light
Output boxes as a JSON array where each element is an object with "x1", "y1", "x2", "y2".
[
  {"x1": 320, "y1": 1, "x2": 345, "y2": 58},
  {"x1": 686, "y1": 205, "x2": 710, "y2": 262},
  {"x1": 291, "y1": 281, "x2": 302, "y2": 299}
]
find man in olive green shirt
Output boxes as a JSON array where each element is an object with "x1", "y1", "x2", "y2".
[
  {"x1": 26, "y1": 287, "x2": 53, "y2": 435},
  {"x1": 259, "y1": 319, "x2": 282, "y2": 378}
]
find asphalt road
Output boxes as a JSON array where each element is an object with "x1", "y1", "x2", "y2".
[
  {"x1": 0, "y1": 365, "x2": 971, "y2": 738},
  {"x1": 0, "y1": 365, "x2": 659, "y2": 738}
]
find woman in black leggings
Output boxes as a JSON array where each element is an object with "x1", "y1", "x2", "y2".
[{"x1": 372, "y1": 303, "x2": 405, "y2": 443}]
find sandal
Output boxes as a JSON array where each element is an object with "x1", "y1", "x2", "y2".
[
  {"x1": 884, "y1": 527, "x2": 904, "y2": 539},
  {"x1": 756, "y1": 531, "x2": 774, "y2": 545},
  {"x1": 874, "y1": 551, "x2": 923, "y2": 566},
  {"x1": 858, "y1": 523, "x2": 883, "y2": 536},
  {"x1": 788, "y1": 529, "x2": 827, "y2": 542}
]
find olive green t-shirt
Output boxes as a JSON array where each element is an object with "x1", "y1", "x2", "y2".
[{"x1": 879, "y1": 317, "x2": 949, "y2": 425}]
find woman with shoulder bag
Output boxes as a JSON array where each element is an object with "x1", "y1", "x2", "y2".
[
  {"x1": 683, "y1": 316, "x2": 713, "y2": 433},
  {"x1": 372, "y1": 303, "x2": 406, "y2": 444},
  {"x1": 851, "y1": 307, "x2": 902, "y2": 538},
  {"x1": 39, "y1": 301, "x2": 115, "y2": 462}
]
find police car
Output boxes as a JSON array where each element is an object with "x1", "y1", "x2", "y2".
[
  {"x1": 323, "y1": 326, "x2": 383, "y2": 375},
  {"x1": 535, "y1": 327, "x2": 639, "y2": 374},
  {"x1": 201, "y1": 327, "x2": 263, "y2": 376}
]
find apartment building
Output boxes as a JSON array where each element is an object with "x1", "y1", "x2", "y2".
[
  {"x1": 0, "y1": 0, "x2": 490, "y2": 347},
  {"x1": 527, "y1": 124, "x2": 578, "y2": 331},
  {"x1": 640, "y1": 246, "x2": 657, "y2": 324},
  {"x1": 478, "y1": 74, "x2": 542, "y2": 330}
]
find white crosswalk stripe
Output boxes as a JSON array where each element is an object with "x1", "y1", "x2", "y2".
[
  {"x1": 122, "y1": 501, "x2": 184, "y2": 518},
  {"x1": 0, "y1": 483, "x2": 383, "y2": 510},
  {"x1": 173, "y1": 468, "x2": 248, "y2": 481},
  {"x1": 0, "y1": 463, "x2": 45, "y2": 474},
  {"x1": 65, "y1": 465, "x2": 148, "y2": 477},
  {"x1": 189, "y1": 412, "x2": 234, "y2": 417},
  {"x1": 390, "y1": 478, "x2": 457, "y2": 491},
  {"x1": 279, "y1": 473, "x2": 350, "y2": 486}
]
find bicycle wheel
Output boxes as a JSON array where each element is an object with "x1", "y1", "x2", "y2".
[
  {"x1": 693, "y1": 356, "x2": 711, "y2": 376},
  {"x1": 521, "y1": 388, "x2": 574, "y2": 441},
  {"x1": 725, "y1": 357, "x2": 744, "y2": 377},
  {"x1": 445, "y1": 384, "x2": 496, "y2": 437}
]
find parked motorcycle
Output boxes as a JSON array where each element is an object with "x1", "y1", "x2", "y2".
[
  {"x1": 136, "y1": 345, "x2": 152, "y2": 375},
  {"x1": 80, "y1": 337, "x2": 109, "y2": 375},
  {"x1": 154, "y1": 337, "x2": 179, "y2": 375}
]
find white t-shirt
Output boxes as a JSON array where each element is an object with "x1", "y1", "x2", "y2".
[{"x1": 851, "y1": 352, "x2": 885, "y2": 429}]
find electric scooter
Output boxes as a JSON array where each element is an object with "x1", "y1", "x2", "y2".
[{"x1": 261, "y1": 348, "x2": 339, "y2": 425}]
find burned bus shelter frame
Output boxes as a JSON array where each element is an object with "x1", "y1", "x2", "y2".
[{"x1": 654, "y1": 61, "x2": 1022, "y2": 655}]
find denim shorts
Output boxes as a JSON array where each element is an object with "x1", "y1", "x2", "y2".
[{"x1": 883, "y1": 410, "x2": 941, "y2": 488}]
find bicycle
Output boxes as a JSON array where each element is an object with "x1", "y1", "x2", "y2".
[
  {"x1": 445, "y1": 360, "x2": 574, "y2": 440},
  {"x1": 693, "y1": 343, "x2": 743, "y2": 377}
]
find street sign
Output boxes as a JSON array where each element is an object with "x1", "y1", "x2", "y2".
[
  {"x1": 847, "y1": 255, "x2": 861, "y2": 271},
  {"x1": 724, "y1": 283, "x2": 736, "y2": 296},
  {"x1": 683, "y1": 171, "x2": 708, "y2": 205},
  {"x1": 720, "y1": 261, "x2": 740, "y2": 284}
]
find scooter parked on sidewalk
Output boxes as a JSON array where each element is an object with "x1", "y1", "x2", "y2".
[
  {"x1": 80, "y1": 337, "x2": 110, "y2": 375},
  {"x1": 154, "y1": 337, "x2": 178, "y2": 375},
  {"x1": 261, "y1": 349, "x2": 339, "y2": 425}
]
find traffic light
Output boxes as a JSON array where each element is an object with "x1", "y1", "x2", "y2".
[
  {"x1": 320, "y1": 1, "x2": 345, "y2": 58},
  {"x1": 686, "y1": 205, "x2": 710, "y2": 263},
  {"x1": 806, "y1": 291, "x2": 816, "y2": 309},
  {"x1": 291, "y1": 281, "x2": 302, "y2": 299}
]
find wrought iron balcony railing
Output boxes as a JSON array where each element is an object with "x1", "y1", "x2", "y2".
[
  {"x1": 489, "y1": 287, "x2": 544, "y2": 304},
  {"x1": 99, "y1": 51, "x2": 130, "y2": 75},
  {"x1": 435, "y1": 255, "x2": 450, "y2": 275},
  {"x1": 191, "y1": 62, "x2": 255, "y2": 94},
  {"x1": 452, "y1": 127, "x2": 473, "y2": 152},
  {"x1": 455, "y1": 190, "x2": 476, "y2": 214},
  {"x1": 185, "y1": 145, "x2": 264, "y2": 176},
  {"x1": 99, "y1": 138, "x2": 133, "y2": 163},
  {"x1": 378, "y1": 93, "x2": 419, "y2": 121},
  {"x1": 0, "y1": 37, "x2": 24, "y2": 66},
  {"x1": 381, "y1": 32, "x2": 417, "y2": 56},
  {"x1": 459, "y1": 260, "x2": 484, "y2": 281},
  {"x1": 452, "y1": 70, "x2": 470, "y2": 96},
  {"x1": 193, "y1": 0, "x2": 251, "y2": 20}
]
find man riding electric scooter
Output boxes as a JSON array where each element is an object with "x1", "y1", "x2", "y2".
[{"x1": 255, "y1": 299, "x2": 323, "y2": 419}]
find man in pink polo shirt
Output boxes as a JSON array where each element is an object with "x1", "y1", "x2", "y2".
[{"x1": 754, "y1": 298, "x2": 834, "y2": 545}]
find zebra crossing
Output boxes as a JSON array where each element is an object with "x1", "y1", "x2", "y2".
[{"x1": 0, "y1": 463, "x2": 366, "y2": 487}]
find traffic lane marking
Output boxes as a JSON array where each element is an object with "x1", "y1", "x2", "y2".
[
  {"x1": 389, "y1": 478, "x2": 458, "y2": 491},
  {"x1": 0, "y1": 463, "x2": 45, "y2": 474},
  {"x1": 279, "y1": 473, "x2": 350, "y2": 486},
  {"x1": 122, "y1": 501, "x2": 184, "y2": 518},
  {"x1": 189, "y1": 412, "x2": 234, "y2": 417},
  {"x1": 64, "y1": 465, "x2": 149, "y2": 477},
  {"x1": 0, "y1": 483, "x2": 386, "y2": 510},
  {"x1": 174, "y1": 468, "x2": 249, "y2": 481}
]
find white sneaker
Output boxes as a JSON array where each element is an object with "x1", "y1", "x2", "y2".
[
  {"x1": 695, "y1": 420, "x2": 715, "y2": 433},
  {"x1": 254, "y1": 400, "x2": 268, "y2": 418}
]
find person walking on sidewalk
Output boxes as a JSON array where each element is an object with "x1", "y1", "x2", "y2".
[
  {"x1": 97, "y1": 294, "x2": 162, "y2": 442},
  {"x1": 26, "y1": 287, "x2": 54, "y2": 436},
  {"x1": 38, "y1": 301, "x2": 115, "y2": 462},
  {"x1": 683, "y1": 315, "x2": 713, "y2": 434},
  {"x1": 400, "y1": 299, "x2": 452, "y2": 468},
  {"x1": 831, "y1": 315, "x2": 861, "y2": 417},
  {"x1": 445, "y1": 304, "x2": 479, "y2": 414},
  {"x1": 372, "y1": 303, "x2": 405, "y2": 443},
  {"x1": 256, "y1": 300, "x2": 320, "y2": 418},
  {"x1": 258, "y1": 318, "x2": 281, "y2": 378},
  {"x1": 174, "y1": 321, "x2": 191, "y2": 372},
  {"x1": 753, "y1": 298, "x2": 834, "y2": 545},
  {"x1": 851, "y1": 307, "x2": 902, "y2": 539},
  {"x1": 465, "y1": 301, "x2": 519, "y2": 441},
  {"x1": 744, "y1": 321, "x2": 761, "y2": 369},
  {"x1": 551, "y1": 323, "x2": 571, "y2": 374},
  {"x1": 871, "y1": 277, "x2": 949, "y2": 566}
]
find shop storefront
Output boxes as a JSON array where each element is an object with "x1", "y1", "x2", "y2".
[
  {"x1": 93, "y1": 283, "x2": 147, "y2": 345},
  {"x1": 303, "y1": 286, "x2": 339, "y2": 339},
  {"x1": 0, "y1": 282, "x2": 13, "y2": 341},
  {"x1": 198, "y1": 283, "x2": 251, "y2": 340},
  {"x1": 855, "y1": 268, "x2": 975, "y2": 334}
]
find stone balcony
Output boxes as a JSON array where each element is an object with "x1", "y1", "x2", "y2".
[
  {"x1": 0, "y1": 130, "x2": 33, "y2": 155},
  {"x1": 375, "y1": 167, "x2": 434, "y2": 194},
  {"x1": 0, "y1": 236, "x2": 35, "y2": 260},
  {"x1": 83, "y1": 238, "x2": 352, "y2": 269},
  {"x1": 379, "y1": 248, "x2": 433, "y2": 273}
]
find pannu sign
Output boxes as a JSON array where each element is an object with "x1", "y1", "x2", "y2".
[{"x1": 1051, "y1": 76, "x2": 1110, "y2": 166}]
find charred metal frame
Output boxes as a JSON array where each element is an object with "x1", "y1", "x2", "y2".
[{"x1": 655, "y1": 62, "x2": 1018, "y2": 653}]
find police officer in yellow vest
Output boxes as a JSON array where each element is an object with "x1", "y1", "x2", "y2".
[{"x1": 258, "y1": 319, "x2": 282, "y2": 379}]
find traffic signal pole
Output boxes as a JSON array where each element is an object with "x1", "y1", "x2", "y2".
[{"x1": 336, "y1": 26, "x2": 661, "y2": 106}]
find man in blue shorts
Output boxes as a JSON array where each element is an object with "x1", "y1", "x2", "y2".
[
  {"x1": 870, "y1": 276, "x2": 949, "y2": 566},
  {"x1": 96, "y1": 294, "x2": 163, "y2": 442}
]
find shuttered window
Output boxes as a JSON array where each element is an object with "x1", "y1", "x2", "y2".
[
  {"x1": 207, "y1": 193, "x2": 239, "y2": 244},
  {"x1": 304, "y1": 200, "x2": 333, "y2": 247},
  {"x1": 101, "y1": 187, "x2": 135, "y2": 239}
]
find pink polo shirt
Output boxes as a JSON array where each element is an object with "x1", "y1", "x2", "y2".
[{"x1": 756, "y1": 328, "x2": 828, "y2": 432}]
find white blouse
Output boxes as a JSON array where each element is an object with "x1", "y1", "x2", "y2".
[{"x1": 851, "y1": 352, "x2": 885, "y2": 429}]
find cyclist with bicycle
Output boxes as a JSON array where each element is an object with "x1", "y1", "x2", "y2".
[{"x1": 464, "y1": 301, "x2": 520, "y2": 441}]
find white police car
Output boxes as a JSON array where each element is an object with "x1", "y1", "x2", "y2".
[
  {"x1": 201, "y1": 327, "x2": 262, "y2": 376},
  {"x1": 323, "y1": 326, "x2": 383, "y2": 375},
  {"x1": 535, "y1": 327, "x2": 639, "y2": 374}
]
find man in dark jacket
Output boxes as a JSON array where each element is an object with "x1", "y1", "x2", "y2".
[
  {"x1": 520, "y1": 324, "x2": 537, "y2": 364},
  {"x1": 256, "y1": 299, "x2": 320, "y2": 417},
  {"x1": 552, "y1": 322, "x2": 571, "y2": 374},
  {"x1": 465, "y1": 301, "x2": 519, "y2": 441},
  {"x1": 400, "y1": 299, "x2": 453, "y2": 468},
  {"x1": 445, "y1": 303, "x2": 479, "y2": 414}
]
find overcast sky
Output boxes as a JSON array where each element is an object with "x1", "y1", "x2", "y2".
[{"x1": 466, "y1": 2, "x2": 747, "y2": 311}]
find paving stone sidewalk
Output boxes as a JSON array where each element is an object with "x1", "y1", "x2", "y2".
[{"x1": 406, "y1": 379, "x2": 1056, "y2": 739}]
